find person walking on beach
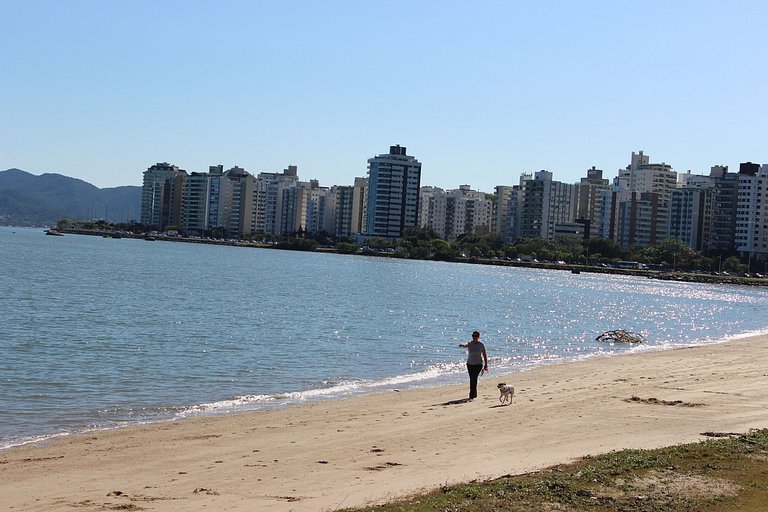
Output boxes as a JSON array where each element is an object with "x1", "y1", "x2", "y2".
[{"x1": 459, "y1": 331, "x2": 488, "y2": 401}]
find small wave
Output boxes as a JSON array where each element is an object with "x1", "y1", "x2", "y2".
[
  {"x1": 0, "y1": 419, "x2": 164, "y2": 451},
  {"x1": 176, "y1": 394, "x2": 275, "y2": 416},
  {"x1": 0, "y1": 431, "x2": 73, "y2": 451},
  {"x1": 173, "y1": 361, "x2": 468, "y2": 418},
  {"x1": 721, "y1": 328, "x2": 768, "y2": 342}
]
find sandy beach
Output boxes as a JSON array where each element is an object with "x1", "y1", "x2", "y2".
[{"x1": 3, "y1": 335, "x2": 768, "y2": 512}]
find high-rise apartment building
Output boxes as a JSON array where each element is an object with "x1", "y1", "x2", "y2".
[
  {"x1": 271, "y1": 179, "x2": 304, "y2": 236},
  {"x1": 330, "y1": 185, "x2": 355, "y2": 239},
  {"x1": 205, "y1": 165, "x2": 235, "y2": 237},
  {"x1": 708, "y1": 165, "x2": 739, "y2": 254},
  {"x1": 601, "y1": 151, "x2": 677, "y2": 246},
  {"x1": 450, "y1": 185, "x2": 493, "y2": 237},
  {"x1": 224, "y1": 166, "x2": 254, "y2": 238},
  {"x1": 595, "y1": 176, "x2": 630, "y2": 241},
  {"x1": 736, "y1": 163, "x2": 768, "y2": 261},
  {"x1": 493, "y1": 185, "x2": 517, "y2": 242},
  {"x1": 140, "y1": 162, "x2": 187, "y2": 230},
  {"x1": 255, "y1": 166, "x2": 299, "y2": 235},
  {"x1": 417, "y1": 185, "x2": 492, "y2": 239},
  {"x1": 181, "y1": 172, "x2": 212, "y2": 236},
  {"x1": 614, "y1": 192, "x2": 661, "y2": 247},
  {"x1": 418, "y1": 186, "x2": 448, "y2": 238},
  {"x1": 517, "y1": 171, "x2": 576, "y2": 240},
  {"x1": 316, "y1": 178, "x2": 368, "y2": 240},
  {"x1": 365, "y1": 145, "x2": 421, "y2": 239},
  {"x1": 351, "y1": 177, "x2": 368, "y2": 236},
  {"x1": 669, "y1": 180, "x2": 714, "y2": 252},
  {"x1": 575, "y1": 167, "x2": 610, "y2": 238},
  {"x1": 303, "y1": 180, "x2": 332, "y2": 236}
]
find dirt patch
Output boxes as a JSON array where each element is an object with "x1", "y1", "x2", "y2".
[{"x1": 628, "y1": 470, "x2": 740, "y2": 499}]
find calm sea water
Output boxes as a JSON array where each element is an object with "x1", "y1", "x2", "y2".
[{"x1": 2, "y1": 226, "x2": 768, "y2": 449}]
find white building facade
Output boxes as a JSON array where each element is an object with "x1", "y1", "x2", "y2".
[{"x1": 736, "y1": 163, "x2": 768, "y2": 261}]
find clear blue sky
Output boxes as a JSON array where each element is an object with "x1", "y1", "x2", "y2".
[{"x1": 1, "y1": 0, "x2": 766, "y2": 191}]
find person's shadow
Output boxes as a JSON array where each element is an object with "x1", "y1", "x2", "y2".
[
  {"x1": 435, "y1": 399, "x2": 512, "y2": 408},
  {"x1": 437, "y1": 398, "x2": 473, "y2": 406}
]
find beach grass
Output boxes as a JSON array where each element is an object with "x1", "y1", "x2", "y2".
[{"x1": 341, "y1": 429, "x2": 768, "y2": 512}]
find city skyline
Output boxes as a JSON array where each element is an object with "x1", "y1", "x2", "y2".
[
  {"x1": 5, "y1": 147, "x2": 763, "y2": 195},
  {"x1": 2, "y1": 1, "x2": 766, "y2": 191}
]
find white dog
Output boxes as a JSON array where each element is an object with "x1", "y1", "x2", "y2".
[{"x1": 497, "y1": 383, "x2": 515, "y2": 405}]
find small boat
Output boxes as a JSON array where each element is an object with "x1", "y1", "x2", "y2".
[
  {"x1": 45, "y1": 229, "x2": 64, "y2": 236},
  {"x1": 144, "y1": 236, "x2": 156, "y2": 241},
  {"x1": 571, "y1": 269, "x2": 581, "y2": 274}
]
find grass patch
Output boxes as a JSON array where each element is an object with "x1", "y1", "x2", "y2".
[{"x1": 340, "y1": 429, "x2": 768, "y2": 512}]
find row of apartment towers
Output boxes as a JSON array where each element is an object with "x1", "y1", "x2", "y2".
[{"x1": 140, "y1": 147, "x2": 768, "y2": 259}]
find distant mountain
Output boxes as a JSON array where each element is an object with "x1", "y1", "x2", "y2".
[{"x1": 0, "y1": 168, "x2": 141, "y2": 226}]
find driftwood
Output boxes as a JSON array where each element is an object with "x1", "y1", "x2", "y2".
[{"x1": 596, "y1": 329, "x2": 645, "y2": 343}]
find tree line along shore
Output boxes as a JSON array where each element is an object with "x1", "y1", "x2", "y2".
[{"x1": 49, "y1": 220, "x2": 768, "y2": 288}]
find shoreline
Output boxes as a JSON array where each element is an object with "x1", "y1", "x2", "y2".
[
  {"x1": 3, "y1": 335, "x2": 768, "y2": 511},
  {"x1": 3, "y1": 332, "x2": 759, "y2": 452},
  {"x1": 48, "y1": 227, "x2": 768, "y2": 287}
]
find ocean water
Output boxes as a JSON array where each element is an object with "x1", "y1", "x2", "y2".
[{"x1": 2, "y1": 226, "x2": 768, "y2": 449}]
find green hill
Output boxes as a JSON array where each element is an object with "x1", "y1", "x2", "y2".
[{"x1": 0, "y1": 168, "x2": 140, "y2": 226}]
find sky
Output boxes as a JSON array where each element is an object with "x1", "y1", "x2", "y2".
[{"x1": 1, "y1": 1, "x2": 766, "y2": 192}]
